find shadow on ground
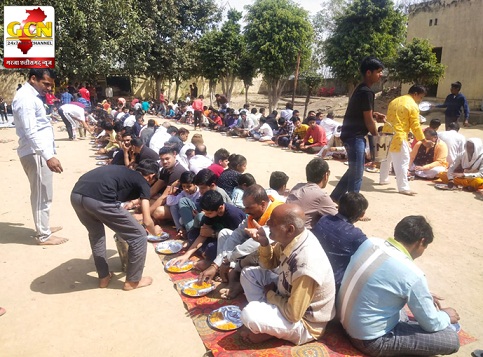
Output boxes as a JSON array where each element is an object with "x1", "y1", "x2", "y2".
[
  {"x1": 30, "y1": 250, "x2": 126, "y2": 294},
  {"x1": 0, "y1": 222, "x2": 38, "y2": 245}
]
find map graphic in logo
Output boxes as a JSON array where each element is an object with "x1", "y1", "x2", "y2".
[{"x1": 3, "y1": 6, "x2": 55, "y2": 68}]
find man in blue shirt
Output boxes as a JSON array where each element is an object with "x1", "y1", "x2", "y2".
[
  {"x1": 61, "y1": 88, "x2": 73, "y2": 104},
  {"x1": 312, "y1": 192, "x2": 368, "y2": 293},
  {"x1": 436, "y1": 81, "x2": 470, "y2": 130},
  {"x1": 338, "y1": 215, "x2": 460, "y2": 356}
]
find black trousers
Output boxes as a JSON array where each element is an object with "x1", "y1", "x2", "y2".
[{"x1": 58, "y1": 108, "x2": 74, "y2": 139}]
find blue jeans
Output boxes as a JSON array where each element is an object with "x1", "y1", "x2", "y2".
[{"x1": 331, "y1": 136, "x2": 366, "y2": 203}]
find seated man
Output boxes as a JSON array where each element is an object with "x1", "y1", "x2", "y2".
[
  {"x1": 265, "y1": 171, "x2": 289, "y2": 202},
  {"x1": 131, "y1": 137, "x2": 159, "y2": 167},
  {"x1": 170, "y1": 190, "x2": 245, "y2": 271},
  {"x1": 338, "y1": 215, "x2": 460, "y2": 356},
  {"x1": 166, "y1": 171, "x2": 200, "y2": 234},
  {"x1": 440, "y1": 138, "x2": 483, "y2": 191},
  {"x1": 189, "y1": 144, "x2": 213, "y2": 174},
  {"x1": 273, "y1": 117, "x2": 294, "y2": 147},
  {"x1": 286, "y1": 158, "x2": 337, "y2": 229},
  {"x1": 198, "y1": 184, "x2": 283, "y2": 299},
  {"x1": 312, "y1": 192, "x2": 368, "y2": 292},
  {"x1": 409, "y1": 128, "x2": 448, "y2": 179},
  {"x1": 149, "y1": 146, "x2": 188, "y2": 221},
  {"x1": 438, "y1": 121, "x2": 466, "y2": 166},
  {"x1": 71, "y1": 159, "x2": 162, "y2": 290},
  {"x1": 240, "y1": 204, "x2": 335, "y2": 345},
  {"x1": 288, "y1": 117, "x2": 309, "y2": 151},
  {"x1": 250, "y1": 117, "x2": 273, "y2": 141},
  {"x1": 300, "y1": 116, "x2": 327, "y2": 154},
  {"x1": 229, "y1": 112, "x2": 254, "y2": 138},
  {"x1": 207, "y1": 148, "x2": 229, "y2": 178}
]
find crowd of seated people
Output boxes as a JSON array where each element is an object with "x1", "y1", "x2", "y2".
[{"x1": 78, "y1": 91, "x2": 471, "y2": 356}]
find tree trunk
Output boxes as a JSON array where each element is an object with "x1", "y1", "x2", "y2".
[
  {"x1": 209, "y1": 79, "x2": 216, "y2": 106},
  {"x1": 244, "y1": 84, "x2": 249, "y2": 105},
  {"x1": 267, "y1": 78, "x2": 287, "y2": 112},
  {"x1": 155, "y1": 74, "x2": 163, "y2": 101},
  {"x1": 174, "y1": 78, "x2": 181, "y2": 102},
  {"x1": 303, "y1": 86, "x2": 312, "y2": 119}
]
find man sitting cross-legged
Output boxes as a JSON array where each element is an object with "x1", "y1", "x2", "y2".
[
  {"x1": 286, "y1": 157, "x2": 337, "y2": 229},
  {"x1": 170, "y1": 190, "x2": 245, "y2": 271},
  {"x1": 312, "y1": 192, "x2": 368, "y2": 293},
  {"x1": 197, "y1": 184, "x2": 283, "y2": 299},
  {"x1": 239, "y1": 204, "x2": 336, "y2": 345},
  {"x1": 338, "y1": 215, "x2": 460, "y2": 356}
]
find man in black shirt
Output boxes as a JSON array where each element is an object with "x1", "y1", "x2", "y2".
[
  {"x1": 71, "y1": 159, "x2": 160, "y2": 290},
  {"x1": 331, "y1": 56, "x2": 386, "y2": 204}
]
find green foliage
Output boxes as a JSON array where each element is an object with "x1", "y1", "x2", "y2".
[
  {"x1": 244, "y1": 0, "x2": 314, "y2": 110},
  {"x1": 303, "y1": 71, "x2": 323, "y2": 89},
  {"x1": 324, "y1": 0, "x2": 406, "y2": 85},
  {"x1": 1, "y1": 0, "x2": 218, "y2": 83},
  {"x1": 391, "y1": 38, "x2": 445, "y2": 85}
]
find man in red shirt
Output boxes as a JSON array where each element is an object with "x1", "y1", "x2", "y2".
[
  {"x1": 78, "y1": 84, "x2": 90, "y2": 102},
  {"x1": 192, "y1": 95, "x2": 204, "y2": 131},
  {"x1": 300, "y1": 117, "x2": 327, "y2": 154}
]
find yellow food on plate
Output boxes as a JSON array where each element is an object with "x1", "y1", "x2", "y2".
[
  {"x1": 216, "y1": 322, "x2": 237, "y2": 330},
  {"x1": 167, "y1": 262, "x2": 193, "y2": 272},
  {"x1": 158, "y1": 249, "x2": 172, "y2": 254},
  {"x1": 192, "y1": 281, "x2": 211, "y2": 289},
  {"x1": 183, "y1": 288, "x2": 198, "y2": 296},
  {"x1": 210, "y1": 311, "x2": 224, "y2": 323}
]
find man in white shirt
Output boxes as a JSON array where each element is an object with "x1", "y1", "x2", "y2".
[
  {"x1": 438, "y1": 122, "x2": 466, "y2": 166},
  {"x1": 189, "y1": 145, "x2": 213, "y2": 174},
  {"x1": 149, "y1": 122, "x2": 171, "y2": 155},
  {"x1": 317, "y1": 111, "x2": 341, "y2": 157},
  {"x1": 13, "y1": 69, "x2": 68, "y2": 245},
  {"x1": 280, "y1": 102, "x2": 294, "y2": 121},
  {"x1": 58, "y1": 103, "x2": 93, "y2": 140}
]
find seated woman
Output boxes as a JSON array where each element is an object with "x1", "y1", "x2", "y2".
[
  {"x1": 217, "y1": 154, "x2": 247, "y2": 197},
  {"x1": 439, "y1": 138, "x2": 483, "y2": 191},
  {"x1": 409, "y1": 128, "x2": 448, "y2": 179}
]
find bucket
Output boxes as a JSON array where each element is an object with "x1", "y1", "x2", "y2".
[
  {"x1": 114, "y1": 234, "x2": 128, "y2": 272},
  {"x1": 372, "y1": 133, "x2": 394, "y2": 162}
]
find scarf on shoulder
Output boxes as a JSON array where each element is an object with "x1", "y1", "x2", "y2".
[
  {"x1": 462, "y1": 138, "x2": 483, "y2": 171},
  {"x1": 247, "y1": 196, "x2": 284, "y2": 228}
]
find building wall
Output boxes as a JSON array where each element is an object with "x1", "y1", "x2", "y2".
[{"x1": 406, "y1": 0, "x2": 483, "y2": 107}]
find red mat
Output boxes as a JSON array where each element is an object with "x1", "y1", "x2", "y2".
[{"x1": 155, "y1": 241, "x2": 476, "y2": 356}]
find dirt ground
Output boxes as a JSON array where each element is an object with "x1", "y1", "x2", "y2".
[{"x1": 0, "y1": 93, "x2": 482, "y2": 356}]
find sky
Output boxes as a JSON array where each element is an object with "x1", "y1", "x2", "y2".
[{"x1": 217, "y1": 0, "x2": 324, "y2": 17}]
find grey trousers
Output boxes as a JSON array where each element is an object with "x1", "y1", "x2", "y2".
[
  {"x1": 350, "y1": 321, "x2": 460, "y2": 356},
  {"x1": 20, "y1": 154, "x2": 53, "y2": 242},
  {"x1": 70, "y1": 193, "x2": 147, "y2": 282}
]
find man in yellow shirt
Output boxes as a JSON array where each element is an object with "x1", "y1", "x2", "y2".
[
  {"x1": 379, "y1": 85, "x2": 426, "y2": 196},
  {"x1": 288, "y1": 117, "x2": 309, "y2": 151}
]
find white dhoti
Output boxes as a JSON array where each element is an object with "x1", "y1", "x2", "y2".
[{"x1": 240, "y1": 266, "x2": 314, "y2": 345}]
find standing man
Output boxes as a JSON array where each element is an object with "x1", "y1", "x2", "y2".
[
  {"x1": 71, "y1": 159, "x2": 160, "y2": 290},
  {"x1": 0, "y1": 97, "x2": 8, "y2": 123},
  {"x1": 436, "y1": 81, "x2": 470, "y2": 129},
  {"x1": 105, "y1": 85, "x2": 113, "y2": 101},
  {"x1": 12, "y1": 69, "x2": 67, "y2": 245},
  {"x1": 379, "y1": 85, "x2": 426, "y2": 196},
  {"x1": 61, "y1": 87, "x2": 73, "y2": 104},
  {"x1": 192, "y1": 95, "x2": 204, "y2": 131},
  {"x1": 331, "y1": 56, "x2": 386, "y2": 203}
]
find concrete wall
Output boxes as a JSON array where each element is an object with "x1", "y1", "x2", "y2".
[{"x1": 406, "y1": 0, "x2": 483, "y2": 107}]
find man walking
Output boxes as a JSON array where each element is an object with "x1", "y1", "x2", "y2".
[
  {"x1": 12, "y1": 69, "x2": 67, "y2": 245},
  {"x1": 331, "y1": 57, "x2": 386, "y2": 203},
  {"x1": 379, "y1": 85, "x2": 426, "y2": 195}
]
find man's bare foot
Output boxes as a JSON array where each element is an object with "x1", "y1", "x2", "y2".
[
  {"x1": 0, "y1": 307, "x2": 6, "y2": 317},
  {"x1": 123, "y1": 276, "x2": 153, "y2": 291},
  {"x1": 38, "y1": 235, "x2": 69, "y2": 245},
  {"x1": 99, "y1": 272, "x2": 113, "y2": 288},
  {"x1": 220, "y1": 282, "x2": 244, "y2": 300},
  {"x1": 194, "y1": 259, "x2": 211, "y2": 271},
  {"x1": 50, "y1": 226, "x2": 63, "y2": 233},
  {"x1": 239, "y1": 326, "x2": 273, "y2": 344}
]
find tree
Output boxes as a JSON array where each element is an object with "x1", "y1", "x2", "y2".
[
  {"x1": 196, "y1": 30, "x2": 223, "y2": 105},
  {"x1": 245, "y1": 0, "x2": 313, "y2": 111},
  {"x1": 237, "y1": 50, "x2": 257, "y2": 105},
  {"x1": 324, "y1": 0, "x2": 406, "y2": 89},
  {"x1": 302, "y1": 71, "x2": 323, "y2": 119},
  {"x1": 391, "y1": 38, "x2": 445, "y2": 86}
]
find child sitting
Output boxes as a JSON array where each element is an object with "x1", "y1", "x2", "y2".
[{"x1": 231, "y1": 173, "x2": 257, "y2": 209}]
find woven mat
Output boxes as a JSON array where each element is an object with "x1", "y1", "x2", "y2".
[{"x1": 153, "y1": 234, "x2": 476, "y2": 356}]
